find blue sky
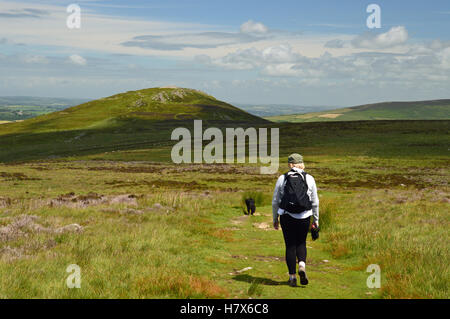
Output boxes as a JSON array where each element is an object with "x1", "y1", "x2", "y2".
[
  {"x1": 1, "y1": 0, "x2": 450, "y2": 106},
  {"x1": 81, "y1": 0, "x2": 450, "y2": 38}
]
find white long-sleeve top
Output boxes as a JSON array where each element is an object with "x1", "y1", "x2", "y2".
[{"x1": 272, "y1": 167, "x2": 319, "y2": 224}]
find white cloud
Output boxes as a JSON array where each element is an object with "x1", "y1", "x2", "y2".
[
  {"x1": 69, "y1": 54, "x2": 87, "y2": 66},
  {"x1": 240, "y1": 20, "x2": 269, "y2": 35},
  {"x1": 262, "y1": 44, "x2": 299, "y2": 63},
  {"x1": 430, "y1": 39, "x2": 450, "y2": 51},
  {"x1": 262, "y1": 63, "x2": 299, "y2": 77},
  {"x1": 1, "y1": 1, "x2": 449, "y2": 104},
  {"x1": 0, "y1": 1, "x2": 216, "y2": 58},
  {"x1": 439, "y1": 47, "x2": 450, "y2": 69},
  {"x1": 207, "y1": 44, "x2": 303, "y2": 70},
  {"x1": 0, "y1": 1, "x2": 344, "y2": 60},
  {"x1": 352, "y1": 26, "x2": 408, "y2": 49},
  {"x1": 122, "y1": 31, "x2": 265, "y2": 51},
  {"x1": 196, "y1": 40, "x2": 450, "y2": 90}
]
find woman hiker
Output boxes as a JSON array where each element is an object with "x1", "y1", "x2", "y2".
[{"x1": 272, "y1": 153, "x2": 319, "y2": 287}]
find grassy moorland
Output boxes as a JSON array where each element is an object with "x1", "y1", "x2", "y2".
[
  {"x1": 267, "y1": 99, "x2": 450, "y2": 122},
  {"x1": 0, "y1": 88, "x2": 448, "y2": 299}
]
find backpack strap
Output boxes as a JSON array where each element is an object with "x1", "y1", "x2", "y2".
[
  {"x1": 301, "y1": 171, "x2": 309, "y2": 189},
  {"x1": 284, "y1": 169, "x2": 298, "y2": 181}
]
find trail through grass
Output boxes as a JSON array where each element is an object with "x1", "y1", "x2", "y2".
[{"x1": 0, "y1": 153, "x2": 447, "y2": 298}]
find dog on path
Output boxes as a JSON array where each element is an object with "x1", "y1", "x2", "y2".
[{"x1": 245, "y1": 198, "x2": 256, "y2": 215}]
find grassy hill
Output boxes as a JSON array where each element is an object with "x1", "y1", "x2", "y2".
[
  {"x1": 1, "y1": 88, "x2": 263, "y2": 134},
  {"x1": 266, "y1": 99, "x2": 450, "y2": 122},
  {"x1": 0, "y1": 87, "x2": 266, "y2": 162}
]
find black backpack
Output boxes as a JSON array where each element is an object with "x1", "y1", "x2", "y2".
[{"x1": 279, "y1": 170, "x2": 312, "y2": 214}]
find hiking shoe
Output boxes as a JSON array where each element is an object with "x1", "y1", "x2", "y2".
[
  {"x1": 298, "y1": 267, "x2": 309, "y2": 285},
  {"x1": 288, "y1": 278, "x2": 297, "y2": 287}
]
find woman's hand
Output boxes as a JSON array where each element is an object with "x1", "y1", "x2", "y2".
[{"x1": 273, "y1": 221, "x2": 279, "y2": 230}]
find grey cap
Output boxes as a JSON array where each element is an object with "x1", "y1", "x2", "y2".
[{"x1": 288, "y1": 153, "x2": 303, "y2": 164}]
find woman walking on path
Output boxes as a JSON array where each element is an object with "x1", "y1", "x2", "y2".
[{"x1": 272, "y1": 153, "x2": 319, "y2": 287}]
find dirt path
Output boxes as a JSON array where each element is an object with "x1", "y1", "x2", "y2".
[{"x1": 210, "y1": 205, "x2": 377, "y2": 299}]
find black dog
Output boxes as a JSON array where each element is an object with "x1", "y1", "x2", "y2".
[{"x1": 245, "y1": 198, "x2": 256, "y2": 215}]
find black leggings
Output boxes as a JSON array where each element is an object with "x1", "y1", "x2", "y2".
[{"x1": 280, "y1": 214, "x2": 310, "y2": 275}]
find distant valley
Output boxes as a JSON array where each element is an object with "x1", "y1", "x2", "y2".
[
  {"x1": 235, "y1": 103, "x2": 337, "y2": 117},
  {"x1": 0, "y1": 96, "x2": 90, "y2": 122}
]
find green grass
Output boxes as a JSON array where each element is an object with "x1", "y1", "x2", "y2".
[
  {"x1": 0, "y1": 162, "x2": 371, "y2": 298},
  {"x1": 0, "y1": 89, "x2": 448, "y2": 299},
  {"x1": 0, "y1": 150, "x2": 448, "y2": 298}
]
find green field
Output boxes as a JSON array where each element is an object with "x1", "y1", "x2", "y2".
[
  {"x1": 0, "y1": 88, "x2": 448, "y2": 299},
  {"x1": 267, "y1": 99, "x2": 450, "y2": 123}
]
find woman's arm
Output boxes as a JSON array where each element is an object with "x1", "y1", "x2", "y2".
[
  {"x1": 309, "y1": 175, "x2": 319, "y2": 226},
  {"x1": 272, "y1": 175, "x2": 284, "y2": 226}
]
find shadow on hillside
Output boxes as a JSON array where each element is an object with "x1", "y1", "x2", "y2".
[
  {"x1": 0, "y1": 118, "x2": 271, "y2": 163},
  {"x1": 1, "y1": 119, "x2": 448, "y2": 163}
]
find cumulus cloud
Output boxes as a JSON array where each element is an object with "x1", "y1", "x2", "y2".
[
  {"x1": 69, "y1": 54, "x2": 87, "y2": 66},
  {"x1": 202, "y1": 44, "x2": 303, "y2": 70},
  {"x1": 439, "y1": 47, "x2": 450, "y2": 69},
  {"x1": 262, "y1": 45, "x2": 300, "y2": 63},
  {"x1": 213, "y1": 47, "x2": 262, "y2": 70},
  {"x1": 352, "y1": 26, "x2": 408, "y2": 49},
  {"x1": 240, "y1": 20, "x2": 269, "y2": 35},
  {"x1": 430, "y1": 39, "x2": 450, "y2": 51},
  {"x1": 196, "y1": 40, "x2": 450, "y2": 89}
]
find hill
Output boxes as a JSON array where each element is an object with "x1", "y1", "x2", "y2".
[
  {"x1": 1, "y1": 88, "x2": 263, "y2": 134},
  {"x1": 0, "y1": 87, "x2": 266, "y2": 162},
  {"x1": 266, "y1": 99, "x2": 450, "y2": 122}
]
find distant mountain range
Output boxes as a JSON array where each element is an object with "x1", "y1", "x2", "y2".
[
  {"x1": 1, "y1": 94, "x2": 449, "y2": 125},
  {"x1": 234, "y1": 103, "x2": 337, "y2": 117},
  {"x1": 266, "y1": 99, "x2": 450, "y2": 122}
]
